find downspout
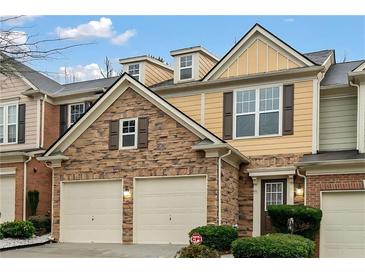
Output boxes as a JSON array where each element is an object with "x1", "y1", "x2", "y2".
[
  {"x1": 41, "y1": 94, "x2": 47, "y2": 148},
  {"x1": 296, "y1": 169, "x2": 307, "y2": 206},
  {"x1": 23, "y1": 156, "x2": 32, "y2": 220},
  {"x1": 44, "y1": 162, "x2": 54, "y2": 240},
  {"x1": 218, "y1": 149, "x2": 231, "y2": 225},
  {"x1": 349, "y1": 81, "x2": 360, "y2": 151}
]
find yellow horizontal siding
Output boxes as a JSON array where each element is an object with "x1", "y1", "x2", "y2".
[
  {"x1": 165, "y1": 80, "x2": 313, "y2": 157},
  {"x1": 167, "y1": 94, "x2": 201, "y2": 123}
]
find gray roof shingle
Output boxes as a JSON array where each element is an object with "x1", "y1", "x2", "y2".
[
  {"x1": 303, "y1": 49, "x2": 334, "y2": 65},
  {"x1": 321, "y1": 60, "x2": 364, "y2": 87}
]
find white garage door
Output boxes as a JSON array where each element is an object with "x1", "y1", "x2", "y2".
[
  {"x1": 321, "y1": 191, "x2": 365, "y2": 258},
  {"x1": 134, "y1": 176, "x2": 207, "y2": 244},
  {"x1": 0, "y1": 175, "x2": 16, "y2": 224},
  {"x1": 60, "y1": 180, "x2": 122, "y2": 243}
]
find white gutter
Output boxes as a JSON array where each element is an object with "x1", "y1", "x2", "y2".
[
  {"x1": 218, "y1": 149, "x2": 231, "y2": 225},
  {"x1": 349, "y1": 81, "x2": 360, "y2": 151},
  {"x1": 23, "y1": 156, "x2": 32, "y2": 220},
  {"x1": 41, "y1": 94, "x2": 47, "y2": 148},
  {"x1": 296, "y1": 169, "x2": 307, "y2": 206}
]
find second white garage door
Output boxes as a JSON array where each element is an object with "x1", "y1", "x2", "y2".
[
  {"x1": 60, "y1": 180, "x2": 122, "y2": 243},
  {"x1": 321, "y1": 191, "x2": 365, "y2": 258},
  {"x1": 134, "y1": 176, "x2": 207, "y2": 244}
]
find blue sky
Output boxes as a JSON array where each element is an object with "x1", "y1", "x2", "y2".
[{"x1": 6, "y1": 16, "x2": 365, "y2": 83}]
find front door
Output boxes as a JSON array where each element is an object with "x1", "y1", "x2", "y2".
[{"x1": 261, "y1": 179, "x2": 287, "y2": 235}]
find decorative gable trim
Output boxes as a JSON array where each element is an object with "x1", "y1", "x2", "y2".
[
  {"x1": 203, "y1": 24, "x2": 315, "y2": 81},
  {"x1": 44, "y1": 73, "x2": 225, "y2": 157}
]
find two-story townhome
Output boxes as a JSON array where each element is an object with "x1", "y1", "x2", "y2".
[
  {"x1": 2, "y1": 24, "x2": 364, "y2": 258},
  {"x1": 0, "y1": 56, "x2": 174, "y2": 223}
]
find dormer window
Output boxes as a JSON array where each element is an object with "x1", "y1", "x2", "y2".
[
  {"x1": 179, "y1": 55, "x2": 193, "y2": 80},
  {"x1": 128, "y1": 64, "x2": 140, "y2": 81}
]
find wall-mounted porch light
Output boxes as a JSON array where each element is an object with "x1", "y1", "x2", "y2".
[
  {"x1": 295, "y1": 187, "x2": 304, "y2": 196},
  {"x1": 123, "y1": 187, "x2": 132, "y2": 199}
]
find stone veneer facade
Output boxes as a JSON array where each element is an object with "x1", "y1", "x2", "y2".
[{"x1": 51, "y1": 87, "x2": 241, "y2": 242}]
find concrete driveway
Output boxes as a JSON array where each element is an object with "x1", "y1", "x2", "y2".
[{"x1": 0, "y1": 243, "x2": 185, "y2": 258}]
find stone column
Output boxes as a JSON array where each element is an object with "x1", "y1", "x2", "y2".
[{"x1": 252, "y1": 177, "x2": 261, "y2": 237}]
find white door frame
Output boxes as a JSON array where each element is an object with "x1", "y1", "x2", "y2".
[
  {"x1": 319, "y1": 189, "x2": 365, "y2": 257},
  {"x1": 59, "y1": 178, "x2": 123, "y2": 243},
  {"x1": 132, "y1": 174, "x2": 208, "y2": 244}
]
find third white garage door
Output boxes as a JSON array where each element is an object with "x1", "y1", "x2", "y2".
[
  {"x1": 133, "y1": 176, "x2": 207, "y2": 244},
  {"x1": 320, "y1": 191, "x2": 365, "y2": 258}
]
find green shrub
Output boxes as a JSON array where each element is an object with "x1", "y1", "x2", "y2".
[
  {"x1": 267, "y1": 205, "x2": 322, "y2": 239},
  {"x1": 189, "y1": 225, "x2": 238, "y2": 252},
  {"x1": 176, "y1": 244, "x2": 220, "y2": 258},
  {"x1": 0, "y1": 221, "x2": 35, "y2": 239},
  {"x1": 232, "y1": 233, "x2": 315, "y2": 258},
  {"x1": 28, "y1": 190, "x2": 39, "y2": 216},
  {"x1": 28, "y1": 216, "x2": 51, "y2": 236}
]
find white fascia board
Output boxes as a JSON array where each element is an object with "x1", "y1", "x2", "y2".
[
  {"x1": 247, "y1": 166, "x2": 296, "y2": 177},
  {"x1": 204, "y1": 24, "x2": 314, "y2": 81}
]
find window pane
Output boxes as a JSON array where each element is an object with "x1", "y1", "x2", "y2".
[
  {"x1": 259, "y1": 112, "x2": 279, "y2": 135},
  {"x1": 180, "y1": 68, "x2": 192, "y2": 80},
  {"x1": 0, "y1": 125, "x2": 3, "y2": 143},
  {"x1": 236, "y1": 90, "x2": 255, "y2": 114},
  {"x1": 0, "y1": 107, "x2": 3, "y2": 125},
  {"x1": 180, "y1": 55, "x2": 192, "y2": 67},
  {"x1": 260, "y1": 87, "x2": 280, "y2": 111},
  {"x1": 8, "y1": 105, "x2": 16, "y2": 124},
  {"x1": 70, "y1": 104, "x2": 85, "y2": 124},
  {"x1": 122, "y1": 134, "x2": 135, "y2": 147},
  {"x1": 8, "y1": 124, "x2": 16, "y2": 143},
  {"x1": 236, "y1": 114, "x2": 255, "y2": 137}
]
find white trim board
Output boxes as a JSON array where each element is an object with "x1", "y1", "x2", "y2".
[{"x1": 44, "y1": 74, "x2": 224, "y2": 157}]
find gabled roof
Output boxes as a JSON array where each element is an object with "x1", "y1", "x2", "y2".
[
  {"x1": 1, "y1": 55, "x2": 63, "y2": 92},
  {"x1": 303, "y1": 50, "x2": 334, "y2": 65},
  {"x1": 44, "y1": 73, "x2": 234, "y2": 157},
  {"x1": 352, "y1": 61, "x2": 365, "y2": 72},
  {"x1": 321, "y1": 60, "x2": 364, "y2": 87},
  {"x1": 202, "y1": 23, "x2": 315, "y2": 81}
]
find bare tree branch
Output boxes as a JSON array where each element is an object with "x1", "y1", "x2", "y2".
[{"x1": 0, "y1": 16, "x2": 93, "y2": 77}]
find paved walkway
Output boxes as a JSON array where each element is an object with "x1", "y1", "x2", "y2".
[{"x1": 0, "y1": 242, "x2": 185, "y2": 258}]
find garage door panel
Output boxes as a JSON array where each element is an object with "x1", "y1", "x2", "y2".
[
  {"x1": 134, "y1": 176, "x2": 207, "y2": 244},
  {"x1": 0, "y1": 175, "x2": 16, "y2": 223},
  {"x1": 60, "y1": 180, "x2": 122, "y2": 243},
  {"x1": 321, "y1": 192, "x2": 365, "y2": 258}
]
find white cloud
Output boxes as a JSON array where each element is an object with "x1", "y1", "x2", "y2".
[
  {"x1": 1, "y1": 15, "x2": 40, "y2": 26},
  {"x1": 56, "y1": 17, "x2": 114, "y2": 39},
  {"x1": 283, "y1": 18, "x2": 295, "y2": 23},
  {"x1": 55, "y1": 17, "x2": 136, "y2": 45},
  {"x1": 111, "y1": 29, "x2": 136, "y2": 45},
  {"x1": 59, "y1": 63, "x2": 103, "y2": 83}
]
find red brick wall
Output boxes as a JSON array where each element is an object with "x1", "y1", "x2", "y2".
[
  {"x1": 307, "y1": 173, "x2": 365, "y2": 208},
  {"x1": 43, "y1": 102, "x2": 60, "y2": 149},
  {"x1": 27, "y1": 158, "x2": 52, "y2": 217},
  {"x1": 0, "y1": 162, "x2": 24, "y2": 220}
]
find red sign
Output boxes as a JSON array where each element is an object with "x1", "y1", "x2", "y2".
[{"x1": 190, "y1": 233, "x2": 203, "y2": 245}]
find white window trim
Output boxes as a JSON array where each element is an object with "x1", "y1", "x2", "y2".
[
  {"x1": 0, "y1": 102, "x2": 18, "y2": 145},
  {"x1": 68, "y1": 103, "x2": 85, "y2": 127},
  {"x1": 264, "y1": 182, "x2": 284, "y2": 211},
  {"x1": 128, "y1": 63, "x2": 141, "y2": 81},
  {"x1": 119, "y1": 117, "x2": 138, "y2": 150},
  {"x1": 233, "y1": 84, "x2": 283, "y2": 140},
  {"x1": 178, "y1": 54, "x2": 194, "y2": 81}
]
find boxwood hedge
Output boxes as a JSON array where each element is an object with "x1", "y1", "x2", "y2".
[
  {"x1": 267, "y1": 205, "x2": 322, "y2": 239},
  {"x1": 232, "y1": 233, "x2": 315, "y2": 258},
  {"x1": 189, "y1": 225, "x2": 238, "y2": 252},
  {"x1": 0, "y1": 221, "x2": 35, "y2": 239}
]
